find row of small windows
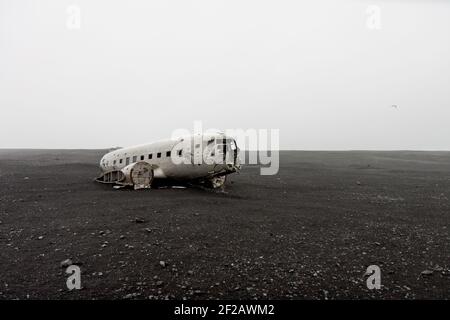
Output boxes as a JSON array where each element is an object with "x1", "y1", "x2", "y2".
[{"x1": 112, "y1": 150, "x2": 182, "y2": 166}]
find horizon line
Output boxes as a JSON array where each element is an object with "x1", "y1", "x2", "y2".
[{"x1": 1, "y1": 148, "x2": 450, "y2": 152}]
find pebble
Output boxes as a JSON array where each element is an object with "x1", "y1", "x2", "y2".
[
  {"x1": 421, "y1": 270, "x2": 433, "y2": 276},
  {"x1": 60, "y1": 259, "x2": 73, "y2": 268},
  {"x1": 123, "y1": 293, "x2": 139, "y2": 299}
]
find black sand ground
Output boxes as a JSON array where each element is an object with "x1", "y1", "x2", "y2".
[{"x1": 0, "y1": 150, "x2": 449, "y2": 299}]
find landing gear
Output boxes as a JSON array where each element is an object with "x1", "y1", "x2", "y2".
[{"x1": 208, "y1": 175, "x2": 227, "y2": 189}]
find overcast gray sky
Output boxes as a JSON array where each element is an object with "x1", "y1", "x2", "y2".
[{"x1": 0, "y1": 0, "x2": 449, "y2": 149}]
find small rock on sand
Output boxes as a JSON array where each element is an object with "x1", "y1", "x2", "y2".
[{"x1": 60, "y1": 259, "x2": 73, "y2": 268}]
